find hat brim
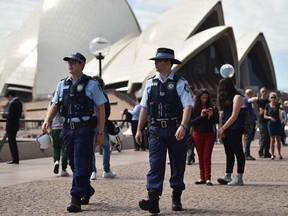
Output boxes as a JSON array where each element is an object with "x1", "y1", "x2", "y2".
[
  {"x1": 149, "y1": 57, "x2": 181, "y2": 64},
  {"x1": 63, "y1": 57, "x2": 84, "y2": 64}
]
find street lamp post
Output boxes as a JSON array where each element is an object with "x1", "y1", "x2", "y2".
[{"x1": 89, "y1": 36, "x2": 110, "y2": 78}]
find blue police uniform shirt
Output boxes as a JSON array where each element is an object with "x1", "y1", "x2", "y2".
[
  {"x1": 140, "y1": 71, "x2": 194, "y2": 108},
  {"x1": 131, "y1": 104, "x2": 142, "y2": 121},
  {"x1": 52, "y1": 73, "x2": 107, "y2": 122}
]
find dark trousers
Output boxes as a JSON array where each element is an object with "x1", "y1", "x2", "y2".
[
  {"x1": 258, "y1": 119, "x2": 270, "y2": 156},
  {"x1": 244, "y1": 122, "x2": 256, "y2": 156},
  {"x1": 132, "y1": 120, "x2": 146, "y2": 150},
  {"x1": 146, "y1": 126, "x2": 187, "y2": 196},
  {"x1": 186, "y1": 136, "x2": 195, "y2": 162},
  {"x1": 281, "y1": 124, "x2": 286, "y2": 144},
  {"x1": 7, "y1": 130, "x2": 19, "y2": 163},
  {"x1": 193, "y1": 132, "x2": 215, "y2": 180},
  {"x1": 222, "y1": 129, "x2": 245, "y2": 174},
  {"x1": 61, "y1": 126, "x2": 94, "y2": 198}
]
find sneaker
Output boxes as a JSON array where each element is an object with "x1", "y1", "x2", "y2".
[
  {"x1": 228, "y1": 176, "x2": 244, "y2": 186},
  {"x1": 102, "y1": 170, "x2": 117, "y2": 178},
  {"x1": 90, "y1": 171, "x2": 97, "y2": 180},
  {"x1": 53, "y1": 161, "x2": 59, "y2": 174},
  {"x1": 217, "y1": 173, "x2": 232, "y2": 185},
  {"x1": 61, "y1": 170, "x2": 70, "y2": 177}
]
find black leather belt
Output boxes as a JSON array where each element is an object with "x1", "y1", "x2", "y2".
[{"x1": 150, "y1": 119, "x2": 180, "y2": 128}]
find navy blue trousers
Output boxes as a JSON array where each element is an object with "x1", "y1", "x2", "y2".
[
  {"x1": 61, "y1": 126, "x2": 94, "y2": 198},
  {"x1": 146, "y1": 126, "x2": 187, "y2": 196}
]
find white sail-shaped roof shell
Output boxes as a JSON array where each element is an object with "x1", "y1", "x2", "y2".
[{"x1": 93, "y1": 0, "x2": 225, "y2": 91}]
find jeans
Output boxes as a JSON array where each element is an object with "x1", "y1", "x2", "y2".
[
  {"x1": 146, "y1": 126, "x2": 187, "y2": 196},
  {"x1": 92, "y1": 125, "x2": 111, "y2": 173},
  {"x1": 61, "y1": 126, "x2": 94, "y2": 198},
  {"x1": 222, "y1": 129, "x2": 245, "y2": 174}
]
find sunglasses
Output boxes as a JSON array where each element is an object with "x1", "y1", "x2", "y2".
[
  {"x1": 270, "y1": 97, "x2": 276, "y2": 99},
  {"x1": 261, "y1": 91, "x2": 267, "y2": 93}
]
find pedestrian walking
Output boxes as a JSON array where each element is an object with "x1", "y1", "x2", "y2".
[
  {"x1": 41, "y1": 52, "x2": 106, "y2": 213},
  {"x1": 90, "y1": 76, "x2": 116, "y2": 180},
  {"x1": 135, "y1": 47, "x2": 193, "y2": 214},
  {"x1": 50, "y1": 107, "x2": 69, "y2": 177}
]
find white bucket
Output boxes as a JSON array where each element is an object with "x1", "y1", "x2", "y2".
[{"x1": 36, "y1": 134, "x2": 52, "y2": 150}]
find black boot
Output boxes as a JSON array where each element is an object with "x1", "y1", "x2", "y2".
[
  {"x1": 80, "y1": 185, "x2": 95, "y2": 205},
  {"x1": 67, "y1": 197, "x2": 81, "y2": 212},
  {"x1": 172, "y1": 189, "x2": 183, "y2": 211},
  {"x1": 139, "y1": 189, "x2": 160, "y2": 214}
]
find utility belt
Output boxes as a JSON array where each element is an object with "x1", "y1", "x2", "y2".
[
  {"x1": 63, "y1": 117, "x2": 97, "y2": 129},
  {"x1": 150, "y1": 118, "x2": 180, "y2": 128}
]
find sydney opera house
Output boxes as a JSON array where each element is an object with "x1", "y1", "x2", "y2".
[{"x1": 0, "y1": 0, "x2": 277, "y2": 102}]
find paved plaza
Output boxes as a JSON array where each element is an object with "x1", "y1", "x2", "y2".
[{"x1": 0, "y1": 139, "x2": 288, "y2": 216}]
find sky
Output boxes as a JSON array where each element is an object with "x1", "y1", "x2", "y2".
[
  {"x1": 0, "y1": 0, "x2": 287, "y2": 91},
  {"x1": 127, "y1": 0, "x2": 288, "y2": 92}
]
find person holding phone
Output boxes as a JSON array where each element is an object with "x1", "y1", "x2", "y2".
[{"x1": 189, "y1": 89, "x2": 216, "y2": 186}]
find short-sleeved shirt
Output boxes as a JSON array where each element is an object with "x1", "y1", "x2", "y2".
[
  {"x1": 52, "y1": 73, "x2": 107, "y2": 122},
  {"x1": 131, "y1": 104, "x2": 141, "y2": 121},
  {"x1": 140, "y1": 71, "x2": 194, "y2": 108}
]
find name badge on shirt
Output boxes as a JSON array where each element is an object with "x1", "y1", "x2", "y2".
[{"x1": 152, "y1": 81, "x2": 158, "y2": 86}]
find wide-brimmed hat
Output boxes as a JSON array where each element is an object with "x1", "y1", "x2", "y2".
[
  {"x1": 63, "y1": 52, "x2": 86, "y2": 64},
  {"x1": 149, "y1": 47, "x2": 181, "y2": 64}
]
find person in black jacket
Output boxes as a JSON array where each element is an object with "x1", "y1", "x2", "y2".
[{"x1": 3, "y1": 91, "x2": 23, "y2": 164}]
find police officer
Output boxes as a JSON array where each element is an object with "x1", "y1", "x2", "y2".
[
  {"x1": 135, "y1": 47, "x2": 193, "y2": 214},
  {"x1": 42, "y1": 52, "x2": 106, "y2": 213}
]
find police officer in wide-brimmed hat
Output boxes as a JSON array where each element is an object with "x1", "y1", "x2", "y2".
[
  {"x1": 42, "y1": 52, "x2": 107, "y2": 213},
  {"x1": 136, "y1": 47, "x2": 193, "y2": 214}
]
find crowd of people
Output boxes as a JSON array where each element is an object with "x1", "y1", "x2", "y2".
[{"x1": 2, "y1": 47, "x2": 287, "y2": 214}]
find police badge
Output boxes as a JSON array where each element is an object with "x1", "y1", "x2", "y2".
[
  {"x1": 76, "y1": 84, "x2": 84, "y2": 92},
  {"x1": 167, "y1": 82, "x2": 175, "y2": 90}
]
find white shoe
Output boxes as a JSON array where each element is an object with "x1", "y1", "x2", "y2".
[
  {"x1": 102, "y1": 170, "x2": 117, "y2": 178},
  {"x1": 90, "y1": 171, "x2": 97, "y2": 180},
  {"x1": 228, "y1": 176, "x2": 244, "y2": 186},
  {"x1": 53, "y1": 161, "x2": 59, "y2": 174},
  {"x1": 60, "y1": 170, "x2": 70, "y2": 177}
]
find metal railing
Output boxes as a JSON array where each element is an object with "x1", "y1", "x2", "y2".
[{"x1": 0, "y1": 118, "x2": 130, "y2": 152}]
